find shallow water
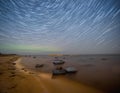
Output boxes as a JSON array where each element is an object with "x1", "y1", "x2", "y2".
[{"x1": 20, "y1": 54, "x2": 120, "y2": 93}]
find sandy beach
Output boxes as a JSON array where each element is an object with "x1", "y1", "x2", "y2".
[
  {"x1": 0, "y1": 55, "x2": 120, "y2": 93},
  {"x1": 0, "y1": 55, "x2": 45, "y2": 93}
]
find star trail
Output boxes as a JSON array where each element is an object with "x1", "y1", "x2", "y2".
[{"x1": 0, "y1": 0, "x2": 120, "y2": 54}]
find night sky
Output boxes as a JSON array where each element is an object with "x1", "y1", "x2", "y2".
[{"x1": 0, "y1": 0, "x2": 120, "y2": 54}]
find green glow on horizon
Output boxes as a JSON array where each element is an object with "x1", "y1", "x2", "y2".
[{"x1": 0, "y1": 44, "x2": 61, "y2": 53}]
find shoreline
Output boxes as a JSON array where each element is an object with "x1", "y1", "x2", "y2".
[
  {"x1": 20, "y1": 55, "x2": 120, "y2": 93},
  {"x1": 15, "y1": 57, "x2": 104, "y2": 93},
  {"x1": 1, "y1": 55, "x2": 120, "y2": 93}
]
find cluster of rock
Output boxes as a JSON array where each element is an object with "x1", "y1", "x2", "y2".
[{"x1": 52, "y1": 58, "x2": 77, "y2": 75}]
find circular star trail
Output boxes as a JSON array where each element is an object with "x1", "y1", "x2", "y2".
[{"x1": 0, "y1": 0, "x2": 120, "y2": 54}]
